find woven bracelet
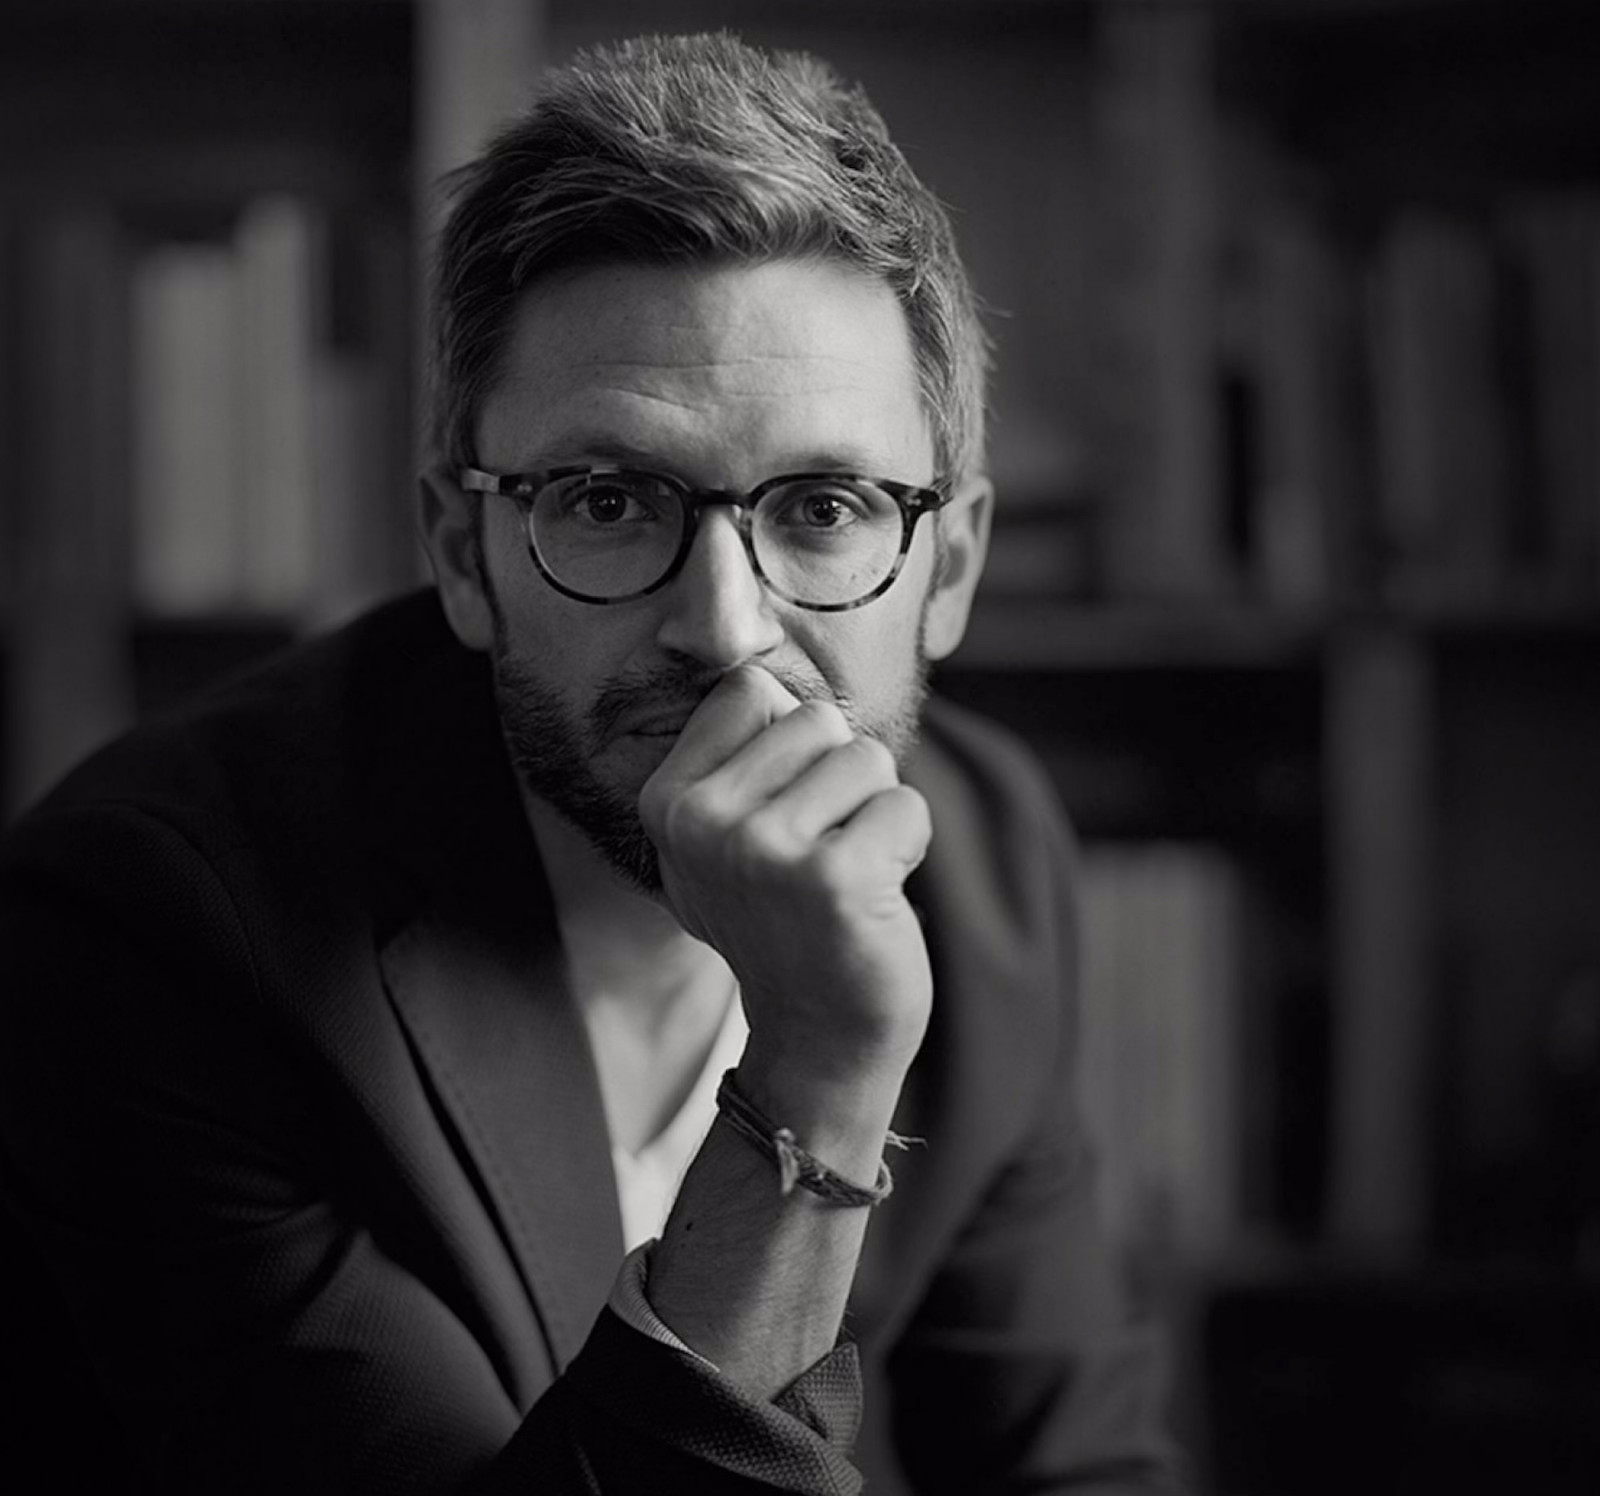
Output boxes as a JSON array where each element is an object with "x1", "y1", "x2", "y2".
[{"x1": 714, "y1": 1069, "x2": 895, "y2": 1208}]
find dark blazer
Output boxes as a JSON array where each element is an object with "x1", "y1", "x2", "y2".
[{"x1": 0, "y1": 591, "x2": 1181, "y2": 1493}]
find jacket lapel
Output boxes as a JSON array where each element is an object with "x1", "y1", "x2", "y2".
[
  {"x1": 381, "y1": 902, "x2": 624, "y2": 1374},
  {"x1": 360, "y1": 598, "x2": 624, "y2": 1377}
]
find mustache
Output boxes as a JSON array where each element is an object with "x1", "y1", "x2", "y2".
[{"x1": 587, "y1": 662, "x2": 849, "y2": 744}]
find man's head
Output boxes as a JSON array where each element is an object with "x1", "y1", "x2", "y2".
[
  {"x1": 428, "y1": 31, "x2": 990, "y2": 490},
  {"x1": 419, "y1": 34, "x2": 993, "y2": 890}
]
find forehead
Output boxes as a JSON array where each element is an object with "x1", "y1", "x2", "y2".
[{"x1": 475, "y1": 258, "x2": 932, "y2": 479}]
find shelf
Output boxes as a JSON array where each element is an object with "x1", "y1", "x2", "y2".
[
  {"x1": 1372, "y1": 595, "x2": 1600, "y2": 644},
  {"x1": 949, "y1": 594, "x2": 1600, "y2": 674},
  {"x1": 951, "y1": 600, "x2": 1326, "y2": 672}
]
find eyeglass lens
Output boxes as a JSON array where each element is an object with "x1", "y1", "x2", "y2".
[{"x1": 528, "y1": 472, "x2": 906, "y2": 605}]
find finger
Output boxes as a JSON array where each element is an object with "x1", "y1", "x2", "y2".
[
  {"x1": 641, "y1": 666, "x2": 800, "y2": 845},
  {"x1": 700, "y1": 697, "x2": 856, "y2": 810},
  {"x1": 751, "y1": 733, "x2": 900, "y2": 847},
  {"x1": 655, "y1": 665, "x2": 800, "y2": 787},
  {"x1": 815, "y1": 783, "x2": 932, "y2": 884}
]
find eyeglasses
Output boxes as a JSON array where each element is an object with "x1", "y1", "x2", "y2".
[{"x1": 458, "y1": 464, "x2": 951, "y2": 612}]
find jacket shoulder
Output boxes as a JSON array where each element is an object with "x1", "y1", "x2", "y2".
[
  {"x1": 5, "y1": 591, "x2": 456, "y2": 865},
  {"x1": 913, "y1": 692, "x2": 1078, "y2": 883},
  {"x1": 907, "y1": 692, "x2": 1081, "y2": 1061}
]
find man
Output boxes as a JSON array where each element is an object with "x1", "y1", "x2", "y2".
[{"x1": 0, "y1": 34, "x2": 1183, "y2": 1494}]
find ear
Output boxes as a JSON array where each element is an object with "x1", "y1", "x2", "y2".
[
  {"x1": 418, "y1": 465, "x2": 495, "y2": 653},
  {"x1": 921, "y1": 475, "x2": 993, "y2": 662}
]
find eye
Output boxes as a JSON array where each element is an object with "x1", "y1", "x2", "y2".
[
  {"x1": 798, "y1": 492, "x2": 855, "y2": 528},
  {"x1": 551, "y1": 473, "x2": 674, "y2": 526},
  {"x1": 581, "y1": 486, "x2": 635, "y2": 523},
  {"x1": 766, "y1": 480, "x2": 880, "y2": 530}
]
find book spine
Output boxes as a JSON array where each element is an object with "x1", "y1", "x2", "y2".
[
  {"x1": 1090, "y1": 6, "x2": 1228, "y2": 601},
  {"x1": 1502, "y1": 194, "x2": 1600, "y2": 598},
  {"x1": 235, "y1": 196, "x2": 320, "y2": 616},
  {"x1": 131, "y1": 240, "x2": 243, "y2": 616},
  {"x1": 6, "y1": 210, "x2": 134, "y2": 812},
  {"x1": 1326, "y1": 629, "x2": 1435, "y2": 1258},
  {"x1": 1077, "y1": 842, "x2": 1245, "y2": 1283},
  {"x1": 1249, "y1": 206, "x2": 1345, "y2": 609}
]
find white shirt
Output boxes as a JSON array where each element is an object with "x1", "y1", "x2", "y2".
[
  {"x1": 603, "y1": 986, "x2": 749, "y2": 1367},
  {"x1": 608, "y1": 986, "x2": 750, "y2": 1253}
]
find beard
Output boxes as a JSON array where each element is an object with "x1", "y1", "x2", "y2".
[{"x1": 486, "y1": 596, "x2": 931, "y2": 894}]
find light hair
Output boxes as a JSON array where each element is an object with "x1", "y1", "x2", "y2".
[{"x1": 428, "y1": 32, "x2": 990, "y2": 484}]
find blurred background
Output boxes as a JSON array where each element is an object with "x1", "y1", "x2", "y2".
[{"x1": 3, "y1": 1, "x2": 1599, "y2": 1490}]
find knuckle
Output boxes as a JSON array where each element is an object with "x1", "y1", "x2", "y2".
[
  {"x1": 803, "y1": 838, "x2": 851, "y2": 896},
  {"x1": 661, "y1": 781, "x2": 721, "y2": 850},
  {"x1": 730, "y1": 806, "x2": 792, "y2": 868}
]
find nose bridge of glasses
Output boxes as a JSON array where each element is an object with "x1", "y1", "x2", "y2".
[
  {"x1": 675, "y1": 481, "x2": 753, "y2": 554},
  {"x1": 681, "y1": 486, "x2": 760, "y2": 524},
  {"x1": 679, "y1": 489, "x2": 762, "y2": 571}
]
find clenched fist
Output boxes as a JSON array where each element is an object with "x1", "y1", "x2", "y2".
[{"x1": 638, "y1": 665, "x2": 932, "y2": 1106}]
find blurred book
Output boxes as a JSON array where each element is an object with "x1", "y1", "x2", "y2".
[
  {"x1": 1077, "y1": 841, "x2": 1247, "y2": 1283},
  {"x1": 1234, "y1": 203, "x2": 1354, "y2": 610},
  {"x1": 132, "y1": 238, "x2": 243, "y2": 615},
  {"x1": 310, "y1": 352, "x2": 390, "y2": 628},
  {"x1": 1499, "y1": 193, "x2": 1600, "y2": 599},
  {"x1": 5, "y1": 209, "x2": 135, "y2": 812},
  {"x1": 0, "y1": 216, "x2": 16, "y2": 616},
  {"x1": 129, "y1": 195, "x2": 394, "y2": 623},
  {"x1": 235, "y1": 195, "x2": 319, "y2": 615},
  {"x1": 1368, "y1": 209, "x2": 1510, "y2": 607},
  {"x1": 1089, "y1": 5, "x2": 1231, "y2": 603}
]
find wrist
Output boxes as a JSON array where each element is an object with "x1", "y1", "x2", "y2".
[
  {"x1": 716, "y1": 1070, "x2": 895, "y2": 1206},
  {"x1": 732, "y1": 1044, "x2": 912, "y2": 1186}
]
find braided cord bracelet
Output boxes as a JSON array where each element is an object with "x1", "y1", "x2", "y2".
[{"x1": 714, "y1": 1069, "x2": 901, "y2": 1207}]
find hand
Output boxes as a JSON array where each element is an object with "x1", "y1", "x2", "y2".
[{"x1": 638, "y1": 665, "x2": 932, "y2": 1105}]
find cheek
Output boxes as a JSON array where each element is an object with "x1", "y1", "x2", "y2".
[
  {"x1": 493, "y1": 579, "x2": 667, "y2": 704},
  {"x1": 481, "y1": 514, "x2": 578, "y2": 648},
  {"x1": 793, "y1": 591, "x2": 926, "y2": 704}
]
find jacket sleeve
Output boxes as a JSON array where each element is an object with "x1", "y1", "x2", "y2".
[
  {"x1": 879, "y1": 715, "x2": 1193, "y2": 1494},
  {"x1": 882, "y1": 1036, "x2": 1189, "y2": 1494},
  {"x1": 0, "y1": 800, "x2": 865, "y2": 1495}
]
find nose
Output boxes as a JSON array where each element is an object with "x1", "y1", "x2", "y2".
[{"x1": 654, "y1": 505, "x2": 785, "y2": 669}]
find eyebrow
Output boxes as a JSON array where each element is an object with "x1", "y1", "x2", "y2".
[
  {"x1": 510, "y1": 433, "x2": 897, "y2": 477},
  {"x1": 519, "y1": 435, "x2": 663, "y2": 469}
]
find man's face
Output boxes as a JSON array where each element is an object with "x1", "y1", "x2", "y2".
[{"x1": 450, "y1": 258, "x2": 962, "y2": 890}]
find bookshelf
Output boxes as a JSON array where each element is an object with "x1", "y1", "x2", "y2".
[
  {"x1": 1005, "y1": 5, "x2": 1598, "y2": 1485},
  {"x1": 952, "y1": 0, "x2": 1600, "y2": 1281},
  {"x1": 0, "y1": 0, "x2": 419, "y2": 815},
  {"x1": 1211, "y1": 1, "x2": 1600, "y2": 1277}
]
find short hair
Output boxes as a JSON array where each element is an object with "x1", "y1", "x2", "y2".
[{"x1": 428, "y1": 32, "x2": 989, "y2": 485}]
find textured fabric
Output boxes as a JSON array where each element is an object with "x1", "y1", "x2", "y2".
[
  {"x1": 561, "y1": 1309, "x2": 865, "y2": 1492},
  {"x1": 0, "y1": 590, "x2": 1187, "y2": 1493},
  {"x1": 608, "y1": 1241, "x2": 717, "y2": 1370}
]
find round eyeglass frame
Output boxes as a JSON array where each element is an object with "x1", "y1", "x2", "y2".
[{"x1": 457, "y1": 464, "x2": 952, "y2": 612}]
